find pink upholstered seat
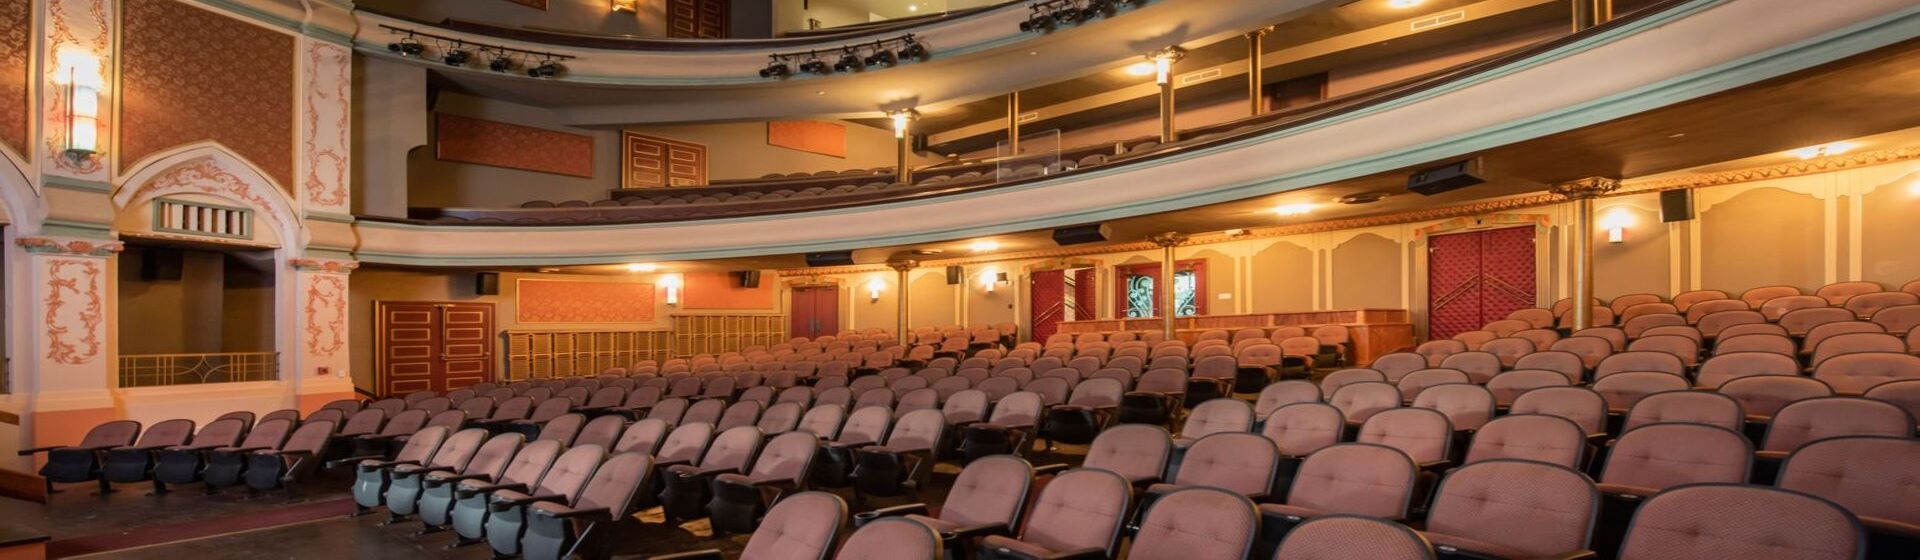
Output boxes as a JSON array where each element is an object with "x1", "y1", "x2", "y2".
[
  {"x1": 1761, "y1": 397, "x2": 1914, "y2": 455},
  {"x1": 1552, "y1": 336, "x2": 1616, "y2": 370},
  {"x1": 1597, "y1": 423, "x2": 1749, "y2": 497},
  {"x1": 1591, "y1": 371, "x2": 1689, "y2": 413},
  {"x1": 1412, "y1": 342, "x2": 1466, "y2": 368},
  {"x1": 1084, "y1": 424, "x2": 1171, "y2": 484},
  {"x1": 1131, "y1": 487, "x2": 1260, "y2": 560},
  {"x1": 1358, "y1": 408, "x2": 1452, "y2": 467},
  {"x1": 1479, "y1": 338, "x2": 1537, "y2": 369},
  {"x1": 1152, "y1": 432, "x2": 1278, "y2": 499},
  {"x1": 1512, "y1": 351, "x2": 1583, "y2": 383},
  {"x1": 1616, "y1": 485, "x2": 1862, "y2": 560},
  {"x1": 1319, "y1": 368, "x2": 1387, "y2": 397},
  {"x1": 1175, "y1": 398, "x2": 1255, "y2": 446},
  {"x1": 1511, "y1": 387, "x2": 1608, "y2": 437},
  {"x1": 1262, "y1": 443, "x2": 1416, "y2": 522},
  {"x1": 835, "y1": 516, "x2": 940, "y2": 560},
  {"x1": 1261, "y1": 403, "x2": 1345, "y2": 458},
  {"x1": 1622, "y1": 390, "x2": 1743, "y2": 433},
  {"x1": 1273, "y1": 515, "x2": 1436, "y2": 560},
  {"x1": 1254, "y1": 380, "x2": 1322, "y2": 417},
  {"x1": 1329, "y1": 382, "x2": 1402, "y2": 426},
  {"x1": 1397, "y1": 369, "x2": 1470, "y2": 402},
  {"x1": 1710, "y1": 335, "x2": 1797, "y2": 359},
  {"x1": 1718, "y1": 375, "x2": 1834, "y2": 421},
  {"x1": 1864, "y1": 379, "x2": 1920, "y2": 429},
  {"x1": 977, "y1": 468, "x2": 1131, "y2": 559},
  {"x1": 1777, "y1": 436, "x2": 1920, "y2": 539},
  {"x1": 1813, "y1": 351, "x2": 1920, "y2": 394},
  {"x1": 1594, "y1": 352, "x2": 1685, "y2": 380},
  {"x1": 1374, "y1": 353, "x2": 1431, "y2": 382},
  {"x1": 1412, "y1": 383, "x2": 1496, "y2": 432},
  {"x1": 1421, "y1": 460, "x2": 1598, "y2": 559},
  {"x1": 1464, "y1": 414, "x2": 1584, "y2": 468},
  {"x1": 1487, "y1": 370, "x2": 1573, "y2": 407},
  {"x1": 1437, "y1": 352, "x2": 1501, "y2": 384},
  {"x1": 903, "y1": 455, "x2": 1031, "y2": 538}
]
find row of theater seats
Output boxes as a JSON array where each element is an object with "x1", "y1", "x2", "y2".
[{"x1": 1519, "y1": 279, "x2": 1920, "y2": 331}]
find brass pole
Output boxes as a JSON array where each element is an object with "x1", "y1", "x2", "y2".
[
  {"x1": 1006, "y1": 92, "x2": 1022, "y2": 156},
  {"x1": 1247, "y1": 26, "x2": 1273, "y2": 116},
  {"x1": 1151, "y1": 47, "x2": 1186, "y2": 144},
  {"x1": 1148, "y1": 232, "x2": 1189, "y2": 340},
  {"x1": 1572, "y1": 0, "x2": 1612, "y2": 31},
  {"x1": 888, "y1": 259, "x2": 918, "y2": 346},
  {"x1": 1550, "y1": 177, "x2": 1620, "y2": 331},
  {"x1": 896, "y1": 132, "x2": 912, "y2": 185}
]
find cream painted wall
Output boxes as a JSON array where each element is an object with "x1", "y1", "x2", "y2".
[
  {"x1": 777, "y1": 157, "x2": 1920, "y2": 342},
  {"x1": 352, "y1": 56, "x2": 427, "y2": 218}
]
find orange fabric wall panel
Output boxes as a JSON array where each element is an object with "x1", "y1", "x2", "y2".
[
  {"x1": 120, "y1": 0, "x2": 294, "y2": 189},
  {"x1": 0, "y1": 0, "x2": 27, "y2": 159},
  {"x1": 681, "y1": 271, "x2": 776, "y2": 310},
  {"x1": 436, "y1": 114, "x2": 595, "y2": 178},
  {"x1": 767, "y1": 121, "x2": 847, "y2": 158},
  {"x1": 515, "y1": 279, "x2": 655, "y2": 323}
]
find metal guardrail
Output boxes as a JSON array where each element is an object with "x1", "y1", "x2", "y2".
[{"x1": 118, "y1": 352, "x2": 279, "y2": 388}]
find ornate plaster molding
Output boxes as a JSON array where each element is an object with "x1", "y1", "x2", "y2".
[{"x1": 17, "y1": 237, "x2": 123, "y2": 256}]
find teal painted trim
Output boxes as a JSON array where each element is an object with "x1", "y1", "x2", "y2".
[
  {"x1": 41, "y1": 221, "x2": 112, "y2": 238},
  {"x1": 194, "y1": 0, "x2": 303, "y2": 34},
  {"x1": 303, "y1": 26, "x2": 355, "y2": 46},
  {"x1": 40, "y1": 175, "x2": 111, "y2": 193},
  {"x1": 303, "y1": 248, "x2": 355, "y2": 260},
  {"x1": 353, "y1": 1, "x2": 1920, "y2": 266},
  {"x1": 304, "y1": 211, "x2": 356, "y2": 223}
]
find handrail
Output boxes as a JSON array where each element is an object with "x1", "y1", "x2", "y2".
[
  {"x1": 364, "y1": 0, "x2": 1696, "y2": 228},
  {"x1": 356, "y1": 2, "x2": 1017, "y2": 52}
]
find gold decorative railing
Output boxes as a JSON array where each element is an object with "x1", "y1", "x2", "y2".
[
  {"x1": 671, "y1": 314, "x2": 787, "y2": 357},
  {"x1": 504, "y1": 330, "x2": 673, "y2": 381},
  {"x1": 118, "y1": 352, "x2": 279, "y2": 388}
]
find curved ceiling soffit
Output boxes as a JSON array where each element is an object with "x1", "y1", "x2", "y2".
[
  {"x1": 350, "y1": 0, "x2": 1920, "y2": 266},
  {"x1": 115, "y1": 143, "x2": 309, "y2": 251},
  {"x1": 352, "y1": 0, "x2": 1339, "y2": 122}
]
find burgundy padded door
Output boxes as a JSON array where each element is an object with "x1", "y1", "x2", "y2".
[
  {"x1": 790, "y1": 286, "x2": 838, "y2": 339},
  {"x1": 1073, "y1": 268, "x2": 1097, "y2": 321},
  {"x1": 1427, "y1": 227, "x2": 1536, "y2": 339},
  {"x1": 1029, "y1": 270, "x2": 1067, "y2": 344}
]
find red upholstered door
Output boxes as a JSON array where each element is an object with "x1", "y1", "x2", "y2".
[
  {"x1": 1427, "y1": 227, "x2": 1536, "y2": 339},
  {"x1": 1073, "y1": 268, "x2": 1098, "y2": 321},
  {"x1": 1030, "y1": 270, "x2": 1067, "y2": 343}
]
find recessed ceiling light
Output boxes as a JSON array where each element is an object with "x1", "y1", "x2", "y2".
[
  {"x1": 1788, "y1": 141, "x2": 1857, "y2": 160},
  {"x1": 537, "y1": 267, "x2": 560, "y2": 273},
  {"x1": 1388, "y1": 0, "x2": 1424, "y2": 8},
  {"x1": 969, "y1": 240, "x2": 1000, "y2": 252},
  {"x1": 1273, "y1": 203, "x2": 1316, "y2": 216},
  {"x1": 626, "y1": 263, "x2": 658, "y2": 273},
  {"x1": 907, "y1": 4, "x2": 918, "y2": 11},
  {"x1": 815, "y1": 90, "x2": 826, "y2": 95},
  {"x1": 1125, "y1": 62, "x2": 1156, "y2": 76},
  {"x1": 1667, "y1": 132, "x2": 1686, "y2": 139}
]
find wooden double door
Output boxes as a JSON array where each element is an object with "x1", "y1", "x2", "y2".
[
  {"x1": 1427, "y1": 227, "x2": 1537, "y2": 339},
  {"x1": 789, "y1": 286, "x2": 839, "y2": 340},
  {"x1": 376, "y1": 301, "x2": 495, "y2": 396}
]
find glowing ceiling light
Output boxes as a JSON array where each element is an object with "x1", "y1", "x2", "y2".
[
  {"x1": 626, "y1": 263, "x2": 658, "y2": 273},
  {"x1": 1388, "y1": 0, "x2": 1424, "y2": 7},
  {"x1": 1273, "y1": 203, "x2": 1316, "y2": 216},
  {"x1": 1788, "y1": 141, "x2": 1858, "y2": 160},
  {"x1": 1125, "y1": 61, "x2": 1156, "y2": 76},
  {"x1": 969, "y1": 240, "x2": 1000, "y2": 252}
]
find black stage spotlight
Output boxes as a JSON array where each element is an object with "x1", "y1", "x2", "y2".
[
  {"x1": 896, "y1": 36, "x2": 927, "y2": 61},
  {"x1": 798, "y1": 56, "x2": 830, "y2": 74},
  {"x1": 1080, "y1": 0, "x2": 1115, "y2": 20},
  {"x1": 1020, "y1": 8, "x2": 1054, "y2": 31},
  {"x1": 387, "y1": 37, "x2": 425, "y2": 57},
  {"x1": 833, "y1": 48, "x2": 865, "y2": 72},
  {"x1": 488, "y1": 54, "x2": 514, "y2": 72},
  {"x1": 442, "y1": 49, "x2": 471, "y2": 67},
  {"x1": 526, "y1": 60, "x2": 561, "y2": 78},
  {"x1": 1050, "y1": 6, "x2": 1078, "y2": 24},
  {"x1": 864, "y1": 48, "x2": 897, "y2": 67},
  {"x1": 759, "y1": 58, "x2": 792, "y2": 78}
]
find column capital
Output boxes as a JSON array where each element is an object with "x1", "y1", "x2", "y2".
[
  {"x1": 16, "y1": 236, "x2": 123, "y2": 257},
  {"x1": 1246, "y1": 25, "x2": 1276, "y2": 38},
  {"x1": 1548, "y1": 176, "x2": 1621, "y2": 200},
  {"x1": 1147, "y1": 232, "x2": 1189, "y2": 248},
  {"x1": 290, "y1": 258, "x2": 360, "y2": 274},
  {"x1": 885, "y1": 259, "x2": 919, "y2": 272}
]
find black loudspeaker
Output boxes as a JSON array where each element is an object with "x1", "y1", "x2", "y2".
[
  {"x1": 1052, "y1": 223, "x2": 1112, "y2": 246},
  {"x1": 1407, "y1": 158, "x2": 1485, "y2": 196},
  {"x1": 805, "y1": 251, "x2": 856, "y2": 267},
  {"x1": 1660, "y1": 189, "x2": 1695, "y2": 223},
  {"x1": 475, "y1": 272, "x2": 500, "y2": 296},
  {"x1": 140, "y1": 247, "x2": 185, "y2": 281},
  {"x1": 946, "y1": 266, "x2": 963, "y2": 285},
  {"x1": 734, "y1": 270, "x2": 762, "y2": 288}
]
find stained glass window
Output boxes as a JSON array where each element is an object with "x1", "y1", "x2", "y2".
[{"x1": 1124, "y1": 270, "x2": 1198, "y2": 317}]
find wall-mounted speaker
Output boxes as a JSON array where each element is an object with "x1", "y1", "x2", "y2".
[
  {"x1": 1659, "y1": 189, "x2": 1695, "y2": 223},
  {"x1": 805, "y1": 251, "x2": 856, "y2": 267},
  {"x1": 1052, "y1": 223, "x2": 1112, "y2": 246},
  {"x1": 734, "y1": 270, "x2": 762, "y2": 288},
  {"x1": 1407, "y1": 158, "x2": 1485, "y2": 196},
  {"x1": 475, "y1": 272, "x2": 501, "y2": 296},
  {"x1": 944, "y1": 266, "x2": 962, "y2": 285}
]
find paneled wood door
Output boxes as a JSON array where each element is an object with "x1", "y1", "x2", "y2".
[
  {"x1": 667, "y1": 0, "x2": 727, "y2": 38},
  {"x1": 789, "y1": 286, "x2": 839, "y2": 339},
  {"x1": 1427, "y1": 227, "x2": 1537, "y2": 339},
  {"x1": 622, "y1": 132, "x2": 708, "y2": 188},
  {"x1": 375, "y1": 301, "x2": 496, "y2": 395}
]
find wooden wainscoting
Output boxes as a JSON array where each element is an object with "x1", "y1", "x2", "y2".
[
  {"x1": 671, "y1": 314, "x2": 787, "y2": 357},
  {"x1": 503, "y1": 330, "x2": 672, "y2": 381}
]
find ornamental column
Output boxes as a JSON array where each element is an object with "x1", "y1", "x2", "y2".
[
  {"x1": 1149, "y1": 47, "x2": 1186, "y2": 144},
  {"x1": 16, "y1": 237, "x2": 122, "y2": 468},
  {"x1": 289, "y1": 258, "x2": 359, "y2": 413},
  {"x1": 1147, "y1": 232, "x2": 1189, "y2": 340},
  {"x1": 1550, "y1": 177, "x2": 1621, "y2": 331},
  {"x1": 888, "y1": 259, "x2": 918, "y2": 346},
  {"x1": 1247, "y1": 27, "x2": 1274, "y2": 116}
]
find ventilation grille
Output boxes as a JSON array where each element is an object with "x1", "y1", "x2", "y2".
[
  {"x1": 154, "y1": 199, "x2": 252, "y2": 240},
  {"x1": 1178, "y1": 67, "x2": 1223, "y2": 86},
  {"x1": 1410, "y1": 9, "x2": 1468, "y2": 32}
]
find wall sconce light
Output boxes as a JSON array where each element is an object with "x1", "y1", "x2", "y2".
[
  {"x1": 612, "y1": 0, "x2": 638, "y2": 12},
  {"x1": 1599, "y1": 208, "x2": 1633, "y2": 244},
  {"x1": 57, "y1": 55, "x2": 103, "y2": 164},
  {"x1": 660, "y1": 274, "x2": 683, "y2": 306},
  {"x1": 867, "y1": 277, "x2": 886, "y2": 302}
]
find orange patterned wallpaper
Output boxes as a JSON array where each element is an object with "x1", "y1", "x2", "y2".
[
  {"x1": 681, "y1": 271, "x2": 776, "y2": 310},
  {"x1": 0, "y1": 0, "x2": 28, "y2": 159},
  {"x1": 516, "y1": 279, "x2": 655, "y2": 323},
  {"x1": 768, "y1": 121, "x2": 847, "y2": 158},
  {"x1": 436, "y1": 113, "x2": 595, "y2": 178},
  {"x1": 120, "y1": 0, "x2": 294, "y2": 189}
]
